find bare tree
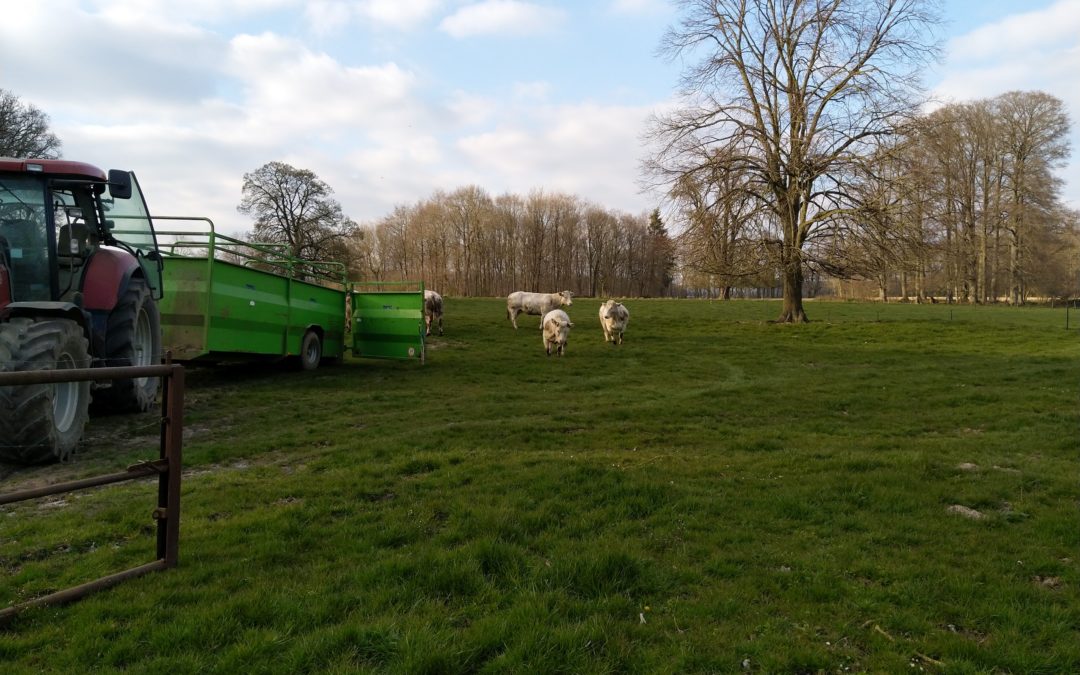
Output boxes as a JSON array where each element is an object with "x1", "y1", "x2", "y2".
[
  {"x1": 583, "y1": 206, "x2": 618, "y2": 296},
  {"x1": 996, "y1": 91, "x2": 1070, "y2": 304},
  {"x1": 826, "y1": 139, "x2": 932, "y2": 301},
  {"x1": 0, "y1": 90, "x2": 61, "y2": 159},
  {"x1": 440, "y1": 186, "x2": 492, "y2": 296},
  {"x1": 671, "y1": 150, "x2": 772, "y2": 298},
  {"x1": 237, "y1": 161, "x2": 357, "y2": 264},
  {"x1": 649, "y1": 0, "x2": 940, "y2": 321}
]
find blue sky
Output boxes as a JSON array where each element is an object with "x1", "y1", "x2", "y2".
[{"x1": 1, "y1": 1, "x2": 1077, "y2": 235}]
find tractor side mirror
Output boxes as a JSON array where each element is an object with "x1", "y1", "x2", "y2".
[{"x1": 107, "y1": 170, "x2": 132, "y2": 200}]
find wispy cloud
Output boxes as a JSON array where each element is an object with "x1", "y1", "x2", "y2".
[
  {"x1": 455, "y1": 100, "x2": 658, "y2": 212},
  {"x1": 439, "y1": 0, "x2": 565, "y2": 38},
  {"x1": 357, "y1": 0, "x2": 444, "y2": 29},
  {"x1": 946, "y1": 0, "x2": 1080, "y2": 62}
]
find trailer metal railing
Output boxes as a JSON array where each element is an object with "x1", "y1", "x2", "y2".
[{"x1": 0, "y1": 361, "x2": 184, "y2": 622}]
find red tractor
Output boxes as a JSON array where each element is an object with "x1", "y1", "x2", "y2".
[{"x1": 0, "y1": 158, "x2": 163, "y2": 463}]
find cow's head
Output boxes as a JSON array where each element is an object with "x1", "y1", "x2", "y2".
[{"x1": 560, "y1": 291, "x2": 573, "y2": 307}]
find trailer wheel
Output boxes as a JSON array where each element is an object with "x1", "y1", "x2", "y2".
[
  {"x1": 95, "y1": 277, "x2": 161, "y2": 413},
  {"x1": 0, "y1": 318, "x2": 92, "y2": 464},
  {"x1": 299, "y1": 330, "x2": 322, "y2": 371}
]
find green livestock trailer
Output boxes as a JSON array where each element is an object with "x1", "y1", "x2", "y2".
[{"x1": 141, "y1": 217, "x2": 425, "y2": 368}]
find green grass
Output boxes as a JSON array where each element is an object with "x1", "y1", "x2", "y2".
[{"x1": 2, "y1": 298, "x2": 1079, "y2": 673}]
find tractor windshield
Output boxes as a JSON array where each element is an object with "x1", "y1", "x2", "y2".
[
  {"x1": 0, "y1": 176, "x2": 51, "y2": 302},
  {"x1": 102, "y1": 172, "x2": 162, "y2": 297}
]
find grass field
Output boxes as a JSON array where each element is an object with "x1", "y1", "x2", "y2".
[{"x1": 1, "y1": 298, "x2": 1078, "y2": 673}]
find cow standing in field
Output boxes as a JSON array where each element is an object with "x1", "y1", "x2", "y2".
[
  {"x1": 599, "y1": 300, "x2": 629, "y2": 345},
  {"x1": 506, "y1": 290, "x2": 573, "y2": 329},
  {"x1": 542, "y1": 309, "x2": 574, "y2": 356},
  {"x1": 424, "y1": 289, "x2": 444, "y2": 336}
]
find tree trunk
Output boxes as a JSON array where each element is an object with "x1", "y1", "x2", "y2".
[
  {"x1": 776, "y1": 261, "x2": 808, "y2": 323},
  {"x1": 1009, "y1": 236, "x2": 1021, "y2": 305}
]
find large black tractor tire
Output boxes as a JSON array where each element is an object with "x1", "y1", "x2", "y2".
[
  {"x1": 0, "y1": 318, "x2": 92, "y2": 464},
  {"x1": 94, "y1": 277, "x2": 161, "y2": 413}
]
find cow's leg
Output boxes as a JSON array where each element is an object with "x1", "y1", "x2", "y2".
[
  {"x1": 438, "y1": 315, "x2": 443, "y2": 336},
  {"x1": 509, "y1": 308, "x2": 519, "y2": 329}
]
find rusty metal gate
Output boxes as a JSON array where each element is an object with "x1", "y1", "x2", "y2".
[{"x1": 0, "y1": 362, "x2": 184, "y2": 621}]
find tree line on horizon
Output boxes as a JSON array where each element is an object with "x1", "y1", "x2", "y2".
[
  {"x1": 671, "y1": 90, "x2": 1079, "y2": 304},
  {"x1": 346, "y1": 187, "x2": 677, "y2": 299}
]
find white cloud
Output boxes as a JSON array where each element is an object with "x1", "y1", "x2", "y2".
[
  {"x1": 439, "y1": 1, "x2": 565, "y2": 38},
  {"x1": 304, "y1": 0, "x2": 354, "y2": 35},
  {"x1": 447, "y1": 91, "x2": 498, "y2": 127},
  {"x1": 455, "y1": 101, "x2": 660, "y2": 213},
  {"x1": 946, "y1": 0, "x2": 1080, "y2": 62},
  {"x1": 0, "y1": 3, "x2": 227, "y2": 113},
  {"x1": 88, "y1": 0, "x2": 296, "y2": 25},
  {"x1": 358, "y1": 0, "x2": 444, "y2": 29},
  {"x1": 223, "y1": 33, "x2": 422, "y2": 140}
]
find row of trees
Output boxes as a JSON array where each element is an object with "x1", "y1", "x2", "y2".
[
  {"x1": 347, "y1": 187, "x2": 676, "y2": 298},
  {"x1": 648, "y1": 1, "x2": 1075, "y2": 315},
  {"x1": 886, "y1": 92, "x2": 1075, "y2": 304},
  {"x1": 670, "y1": 90, "x2": 1077, "y2": 304},
  {"x1": 233, "y1": 164, "x2": 677, "y2": 298}
]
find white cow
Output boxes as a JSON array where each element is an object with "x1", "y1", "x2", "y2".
[
  {"x1": 423, "y1": 289, "x2": 443, "y2": 336},
  {"x1": 542, "y1": 309, "x2": 574, "y2": 356},
  {"x1": 599, "y1": 299, "x2": 630, "y2": 345},
  {"x1": 506, "y1": 290, "x2": 573, "y2": 329}
]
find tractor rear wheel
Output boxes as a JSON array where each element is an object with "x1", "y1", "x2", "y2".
[
  {"x1": 0, "y1": 318, "x2": 92, "y2": 463},
  {"x1": 94, "y1": 277, "x2": 161, "y2": 413}
]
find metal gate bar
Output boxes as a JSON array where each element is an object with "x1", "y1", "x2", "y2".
[{"x1": 0, "y1": 362, "x2": 184, "y2": 621}]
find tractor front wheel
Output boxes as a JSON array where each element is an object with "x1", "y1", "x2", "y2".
[
  {"x1": 0, "y1": 318, "x2": 92, "y2": 463},
  {"x1": 95, "y1": 277, "x2": 161, "y2": 413}
]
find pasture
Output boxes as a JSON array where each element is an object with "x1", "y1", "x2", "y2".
[{"x1": 2, "y1": 298, "x2": 1078, "y2": 673}]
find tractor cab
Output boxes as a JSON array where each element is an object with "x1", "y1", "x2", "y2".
[{"x1": 0, "y1": 159, "x2": 161, "y2": 312}]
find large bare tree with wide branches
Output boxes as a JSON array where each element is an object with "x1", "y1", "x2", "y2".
[
  {"x1": 237, "y1": 161, "x2": 356, "y2": 263},
  {"x1": 648, "y1": 0, "x2": 940, "y2": 321}
]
